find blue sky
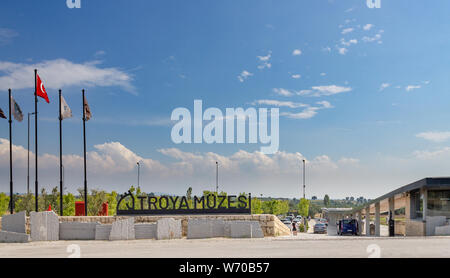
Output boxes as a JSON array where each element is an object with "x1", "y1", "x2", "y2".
[{"x1": 1, "y1": 0, "x2": 450, "y2": 199}]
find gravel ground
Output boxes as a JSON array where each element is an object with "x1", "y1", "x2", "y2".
[{"x1": 1, "y1": 235, "x2": 449, "y2": 258}]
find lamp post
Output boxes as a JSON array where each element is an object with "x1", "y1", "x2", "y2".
[
  {"x1": 215, "y1": 161, "x2": 219, "y2": 194},
  {"x1": 302, "y1": 159, "x2": 306, "y2": 199},
  {"x1": 137, "y1": 162, "x2": 140, "y2": 188},
  {"x1": 27, "y1": 112, "x2": 36, "y2": 195}
]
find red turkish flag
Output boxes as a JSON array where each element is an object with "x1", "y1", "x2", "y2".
[{"x1": 36, "y1": 74, "x2": 50, "y2": 103}]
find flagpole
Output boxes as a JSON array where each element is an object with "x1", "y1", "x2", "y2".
[
  {"x1": 82, "y1": 89, "x2": 87, "y2": 216},
  {"x1": 8, "y1": 89, "x2": 13, "y2": 214},
  {"x1": 59, "y1": 90, "x2": 63, "y2": 216},
  {"x1": 34, "y1": 69, "x2": 38, "y2": 212}
]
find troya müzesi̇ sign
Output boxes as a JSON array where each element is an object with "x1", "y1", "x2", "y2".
[{"x1": 116, "y1": 191, "x2": 252, "y2": 215}]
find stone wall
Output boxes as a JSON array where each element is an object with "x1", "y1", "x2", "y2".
[
  {"x1": 394, "y1": 221, "x2": 406, "y2": 236},
  {"x1": 4, "y1": 214, "x2": 290, "y2": 237},
  {"x1": 405, "y1": 219, "x2": 425, "y2": 236}
]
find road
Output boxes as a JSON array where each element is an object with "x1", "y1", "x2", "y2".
[{"x1": 1, "y1": 235, "x2": 450, "y2": 258}]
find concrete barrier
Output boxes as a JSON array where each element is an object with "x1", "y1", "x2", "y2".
[
  {"x1": 435, "y1": 225, "x2": 450, "y2": 236},
  {"x1": 95, "y1": 224, "x2": 112, "y2": 240},
  {"x1": 426, "y1": 216, "x2": 447, "y2": 236},
  {"x1": 2, "y1": 211, "x2": 26, "y2": 234},
  {"x1": 30, "y1": 211, "x2": 59, "y2": 241},
  {"x1": 110, "y1": 218, "x2": 135, "y2": 240},
  {"x1": 231, "y1": 221, "x2": 264, "y2": 238},
  {"x1": 157, "y1": 218, "x2": 181, "y2": 240},
  {"x1": 59, "y1": 222, "x2": 99, "y2": 240},
  {"x1": 230, "y1": 222, "x2": 252, "y2": 238},
  {"x1": 135, "y1": 223, "x2": 157, "y2": 239},
  {"x1": 0, "y1": 231, "x2": 30, "y2": 243},
  {"x1": 58, "y1": 214, "x2": 290, "y2": 237},
  {"x1": 187, "y1": 219, "x2": 214, "y2": 239}
]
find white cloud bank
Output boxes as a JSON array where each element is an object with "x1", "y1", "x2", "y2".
[
  {"x1": 2, "y1": 138, "x2": 450, "y2": 199},
  {"x1": 416, "y1": 132, "x2": 450, "y2": 143},
  {"x1": 273, "y1": 85, "x2": 352, "y2": 98},
  {"x1": 0, "y1": 59, "x2": 135, "y2": 93},
  {"x1": 238, "y1": 70, "x2": 253, "y2": 82}
]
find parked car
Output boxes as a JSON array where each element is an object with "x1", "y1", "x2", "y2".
[
  {"x1": 313, "y1": 223, "x2": 327, "y2": 234},
  {"x1": 337, "y1": 219, "x2": 358, "y2": 235},
  {"x1": 283, "y1": 220, "x2": 292, "y2": 228},
  {"x1": 292, "y1": 218, "x2": 301, "y2": 223},
  {"x1": 319, "y1": 218, "x2": 328, "y2": 225}
]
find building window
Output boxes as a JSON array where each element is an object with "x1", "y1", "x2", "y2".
[
  {"x1": 428, "y1": 190, "x2": 450, "y2": 218},
  {"x1": 414, "y1": 191, "x2": 423, "y2": 219}
]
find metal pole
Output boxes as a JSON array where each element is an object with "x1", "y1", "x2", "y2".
[
  {"x1": 34, "y1": 69, "x2": 38, "y2": 212},
  {"x1": 82, "y1": 89, "x2": 87, "y2": 216},
  {"x1": 137, "y1": 162, "x2": 140, "y2": 187},
  {"x1": 59, "y1": 90, "x2": 63, "y2": 216},
  {"x1": 27, "y1": 113, "x2": 30, "y2": 195},
  {"x1": 8, "y1": 89, "x2": 13, "y2": 214},
  {"x1": 215, "y1": 161, "x2": 218, "y2": 193},
  {"x1": 302, "y1": 159, "x2": 306, "y2": 199}
]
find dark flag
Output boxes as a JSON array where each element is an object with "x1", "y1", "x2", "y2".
[
  {"x1": 10, "y1": 95, "x2": 23, "y2": 122},
  {"x1": 0, "y1": 108, "x2": 6, "y2": 119},
  {"x1": 83, "y1": 95, "x2": 92, "y2": 121}
]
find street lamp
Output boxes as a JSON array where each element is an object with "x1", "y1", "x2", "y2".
[
  {"x1": 27, "y1": 112, "x2": 36, "y2": 195},
  {"x1": 136, "y1": 162, "x2": 140, "y2": 187},
  {"x1": 302, "y1": 159, "x2": 306, "y2": 199},
  {"x1": 215, "y1": 161, "x2": 219, "y2": 193}
]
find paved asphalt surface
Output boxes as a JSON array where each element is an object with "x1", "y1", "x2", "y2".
[{"x1": 1, "y1": 235, "x2": 450, "y2": 258}]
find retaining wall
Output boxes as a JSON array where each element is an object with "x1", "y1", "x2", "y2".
[{"x1": 2, "y1": 214, "x2": 291, "y2": 237}]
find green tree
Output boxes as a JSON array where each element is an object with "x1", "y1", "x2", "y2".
[
  {"x1": 324, "y1": 194, "x2": 330, "y2": 207},
  {"x1": 186, "y1": 187, "x2": 193, "y2": 200},
  {"x1": 0, "y1": 193, "x2": 10, "y2": 216},
  {"x1": 298, "y1": 198, "x2": 310, "y2": 217},
  {"x1": 251, "y1": 198, "x2": 263, "y2": 214},
  {"x1": 63, "y1": 193, "x2": 75, "y2": 216}
]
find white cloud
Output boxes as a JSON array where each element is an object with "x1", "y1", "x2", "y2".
[
  {"x1": 322, "y1": 46, "x2": 331, "y2": 52},
  {"x1": 0, "y1": 28, "x2": 18, "y2": 45},
  {"x1": 281, "y1": 101, "x2": 333, "y2": 120},
  {"x1": 253, "y1": 99, "x2": 308, "y2": 109},
  {"x1": 292, "y1": 49, "x2": 302, "y2": 56},
  {"x1": 363, "y1": 24, "x2": 374, "y2": 31},
  {"x1": 338, "y1": 157, "x2": 360, "y2": 164},
  {"x1": 281, "y1": 107, "x2": 320, "y2": 119},
  {"x1": 340, "y1": 38, "x2": 358, "y2": 47},
  {"x1": 257, "y1": 52, "x2": 272, "y2": 69},
  {"x1": 413, "y1": 147, "x2": 450, "y2": 160},
  {"x1": 320, "y1": 73, "x2": 326, "y2": 76},
  {"x1": 297, "y1": 85, "x2": 352, "y2": 97},
  {"x1": 405, "y1": 85, "x2": 421, "y2": 92},
  {"x1": 338, "y1": 47, "x2": 348, "y2": 55},
  {"x1": 0, "y1": 59, "x2": 134, "y2": 93},
  {"x1": 379, "y1": 83, "x2": 391, "y2": 91},
  {"x1": 416, "y1": 132, "x2": 450, "y2": 143},
  {"x1": 94, "y1": 50, "x2": 106, "y2": 57},
  {"x1": 273, "y1": 88, "x2": 294, "y2": 97},
  {"x1": 345, "y1": 7, "x2": 355, "y2": 13},
  {"x1": 237, "y1": 70, "x2": 253, "y2": 82},
  {"x1": 341, "y1": 28, "x2": 354, "y2": 35},
  {"x1": 316, "y1": 100, "x2": 332, "y2": 109},
  {"x1": 291, "y1": 74, "x2": 301, "y2": 79},
  {"x1": 362, "y1": 30, "x2": 383, "y2": 43}
]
